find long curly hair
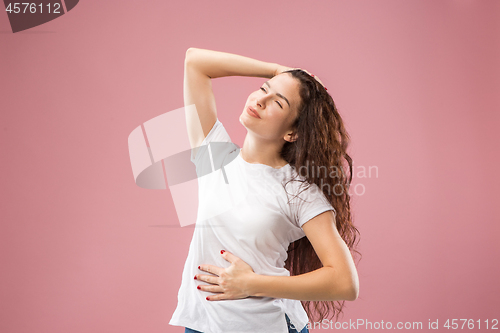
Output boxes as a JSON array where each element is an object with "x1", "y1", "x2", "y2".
[{"x1": 280, "y1": 69, "x2": 361, "y2": 323}]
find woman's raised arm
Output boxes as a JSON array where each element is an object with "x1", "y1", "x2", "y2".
[{"x1": 183, "y1": 48, "x2": 280, "y2": 148}]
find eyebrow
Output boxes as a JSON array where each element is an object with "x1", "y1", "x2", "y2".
[{"x1": 264, "y1": 81, "x2": 290, "y2": 108}]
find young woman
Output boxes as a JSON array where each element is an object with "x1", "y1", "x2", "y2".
[{"x1": 169, "y1": 48, "x2": 360, "y2": 333}]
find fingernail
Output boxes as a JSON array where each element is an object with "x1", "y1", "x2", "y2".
[
  {"x1": 206, "y1": 297, "x2": 210, "y2": 301},
  {"x1": 198, "y1": 266, "x2": 201, "y2": 269},
  {"x1": 221, "y1": 250, "x2": 225, "y2": 254},
  {"x1": 194, "y1": 275, "x2": 197, "y2": 280},
  {"x1": 197, "y1": 286, "x2": 201, "y2": 290}
]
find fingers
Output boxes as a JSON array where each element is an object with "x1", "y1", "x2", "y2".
[
  {"x1": 195, "y1": 273, "x2": 223, "y2": 295},
  {"x1": 290, "y1": 68, "x2": 327, "y2": 90},
  {"x1": 197, "y1": 282, "x2": 223, "y2": 293},
  {"x1": 199, "y1": 264, "x2": 223, "y2": 276},
  {"x1": 205, "y1": 292, "x2": 250, "y2": 301},
  {"x1": 205, "y1": 293, "x2": 237, "y2": 301},
  {"x1": 311, "y1": 75, "x2": 327, "y2": 90},
  {"x1": 195, "y1": 273, "x2": 219, "y2": 284},
  {"x1": 220, "y1": 249, "x2": 238, "y2": 263},
  {"x1": 298, "y1": 68, "x2": 311, "y2": 75},
  {"x1": 305, "y1": 71, "x2": 324, "y2": 86},
  {"x1": 195, "y1": 273, "x2": 226, "y2": 300},
  {"x1": 314, "y1": 76, "x2": 325, "y2": 86}
]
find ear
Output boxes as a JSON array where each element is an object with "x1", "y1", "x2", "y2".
[{"x1": 284, "y1": 131, "x2": 298, "y2": 143}]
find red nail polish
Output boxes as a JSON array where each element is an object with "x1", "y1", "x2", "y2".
[
  {"x1": 221, "y1": 250, "x2": 225, "y2": 254},
  {"x1": 206, "y1": 297, "x2": 210, "y2": 301},
  {"x1": 197, "y1": 286, "x2": 201, "y2": 290},
  {"x1": 325, "y1": 87, "x2": 328, "y2": 91},
  {"x1": 198, "y1": 266, "x2": 201, "y2": 269},
  {"x1": 194, "y1": 275, "x2": 197, "y2": 280}
]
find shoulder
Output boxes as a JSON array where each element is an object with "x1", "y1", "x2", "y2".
[{"x1": 283, "y1": 167, "x2": 318, "y2": 198}]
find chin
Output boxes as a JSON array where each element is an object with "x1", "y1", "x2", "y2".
[{"x1": 239, "y1": 113, "x2": 252, "y2": 129}]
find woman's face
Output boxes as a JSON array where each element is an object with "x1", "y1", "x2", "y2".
[{"x1": 239, "y1": 73, "x2": 301, "y2": 143}]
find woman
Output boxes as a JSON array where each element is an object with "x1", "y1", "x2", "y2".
[{"x1": 169, "y1": 48, "x2": 360, "y2": 333}]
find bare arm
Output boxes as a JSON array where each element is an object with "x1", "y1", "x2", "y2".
[
  {"x1": 247, "y1": 211, "x2": 359, "y2": 301},
  {"x1": 184, "y1": 48, "x2": 280, "y2": 149},
  {"x1": 197, "y1": 210, "x2": 359, "y2": 302}
]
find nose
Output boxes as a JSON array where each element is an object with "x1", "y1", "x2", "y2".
[{"x1": 256, "y1": 95, "x2": 267, "y2": 109}]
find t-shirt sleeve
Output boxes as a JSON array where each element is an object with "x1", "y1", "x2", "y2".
[
  {"x1": 190, "y1": 118, "x2": 232, "y2": 163},
  {"x1": 291, "y1": 182, "x2": 336, "y2": 228}
]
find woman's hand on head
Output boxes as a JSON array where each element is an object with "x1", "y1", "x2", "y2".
[
  {"x1": 196, "y1": 250, "x2": 257, "y2": 301},
  {"x1": 274, "y1": 64, "x2": 326, "y2": 90},
  {"x1": 273, "y1": 64, "x2": 296, "y2": 77}
]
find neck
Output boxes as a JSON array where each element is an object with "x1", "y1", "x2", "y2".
[{"x1": 241, "y1": 134, "x2": 288, "y2": 168}]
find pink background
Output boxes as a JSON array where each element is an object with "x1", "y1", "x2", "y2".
[{"x1": 1, "y1": 0, "x2": 499, "y2": 332}]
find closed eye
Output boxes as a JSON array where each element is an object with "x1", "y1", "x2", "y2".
[{"x1": 260, "y1": 87, "x2": 283, "y2": 109}]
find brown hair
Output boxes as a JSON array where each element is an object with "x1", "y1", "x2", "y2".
[{"x1": 280, "y1": 69, "x2": 361, "y2": 323}]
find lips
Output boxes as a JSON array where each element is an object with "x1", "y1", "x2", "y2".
[{"x1": 247, "y1": 106, "x2": 261, "y2": 119}]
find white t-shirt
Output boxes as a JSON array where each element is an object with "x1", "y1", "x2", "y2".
[{"x1": 169, "y1": 118, "x2": 336, "y2": 333}]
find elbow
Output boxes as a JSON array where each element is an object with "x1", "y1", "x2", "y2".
[
  {"x1": 331, "y1": 272, "x2": 359, "y2": 302},
  {"x1": 185, "y1": 47, "x2": 197, "y2": 57},
  {"x1": 185, "y1": 47, "x2": 199, "y2": 66},
  {"x1": 345, "y1": 273, "x2": 359, "y2": 301},
  {"x1": 345, "y1": 284, "x2": 359, "y2": 301},
  {"x1": 334, "y1": 283, "x2": 358, "y2": 302}
]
